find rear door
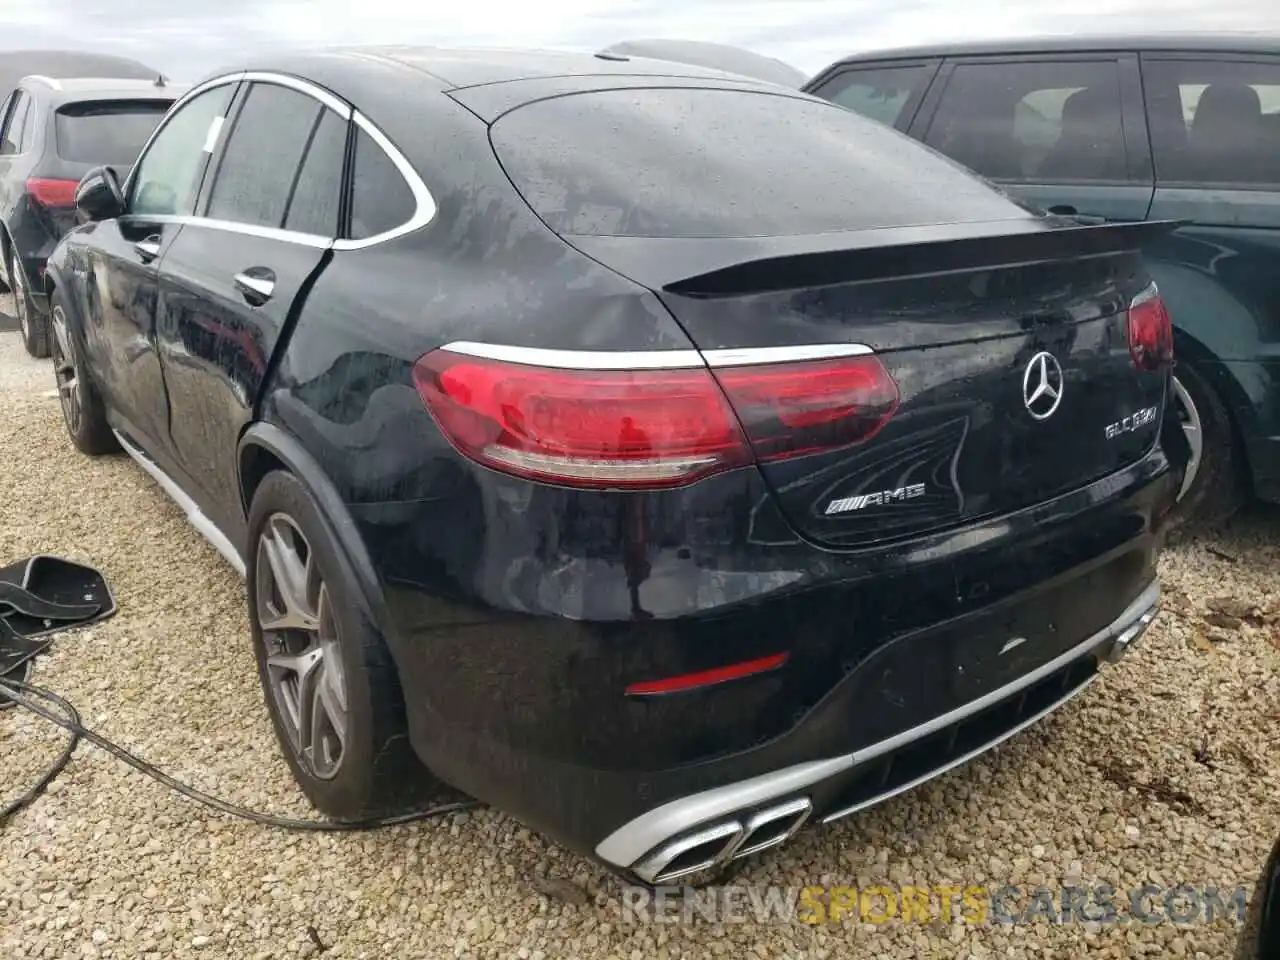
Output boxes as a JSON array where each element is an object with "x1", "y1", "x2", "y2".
[
  {"x1": 910, "y1": 53, "x2": 1154, "y2": 224},
  {"x1": 803, "y1": 59, "x2": 940, "y2": 131},
  {"x1": 154, "y1": 77, "x2": 347, "y2": 537},
  {"x1": 1139, "y1": 52, "x2": 1280, "y2": 365}
]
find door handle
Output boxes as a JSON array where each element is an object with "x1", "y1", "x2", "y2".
[
  {"x1": 134, "y1": 237, "x2": 161, "y2": 262},
  {"x1": 234, "y1": 269, "x2": 275, "y2": 305}
]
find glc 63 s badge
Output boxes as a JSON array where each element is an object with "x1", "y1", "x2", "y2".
[{"x1": 1105, "y1": 405, "x2": 1159, "y2": 440}]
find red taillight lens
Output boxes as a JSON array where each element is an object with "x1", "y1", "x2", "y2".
[
  {"x1": 714, "y1": 356, "x2": 899, "y2": 461},
  {"x1": 1128, "y1": 285, "x2": 1174, "y2": 372},
  {"x1": 412, "y1": 346, "x2": 900, "y2": 490},
  {"x1": 26, "y1": 177, "x2": 79, "y2": 208}
]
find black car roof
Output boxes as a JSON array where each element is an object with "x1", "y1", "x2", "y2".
[
  {"x1": 819, "y1": 31, "x2": 1280, "y2": 67},
  {"x1": 206, "y1": 45, "x2": 786, "y2": 94}
]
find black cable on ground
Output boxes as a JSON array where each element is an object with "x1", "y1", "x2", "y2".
[{"x1": 0, "y1": 675, "x2": 478, "y2": 831}]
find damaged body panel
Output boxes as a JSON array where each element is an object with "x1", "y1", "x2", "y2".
[{"x1": 45, "y1": 48, "x2": 1188, "y2": 883}]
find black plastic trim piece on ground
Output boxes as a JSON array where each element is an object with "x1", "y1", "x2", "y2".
[{"x1": 0, "y1": 553, "x2": 479, "y2": 830}]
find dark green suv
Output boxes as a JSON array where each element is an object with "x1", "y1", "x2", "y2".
[{"x1": 806, "y1": 34, "x2": 1280, "y2": 532}]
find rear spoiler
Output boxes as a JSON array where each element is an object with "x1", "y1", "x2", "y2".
[{"x1": 567, "y1": 218, "x2": 1187, "y2": 298}]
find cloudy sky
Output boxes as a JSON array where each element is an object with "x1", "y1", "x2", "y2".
[{"x1": 2, "y1": 0, "x2": 1279, "y2": 81}]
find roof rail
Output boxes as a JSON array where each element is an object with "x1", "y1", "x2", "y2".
[{"x1": 21, "y1": 74, "x2": 61, "y2": 90}]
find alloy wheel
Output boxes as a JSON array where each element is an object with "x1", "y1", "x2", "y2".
[
  {"x1": 255, "y1": 513, "x2": 350, "y2": 780},
  {"x1": 11, "y1": 254, "x2": 28, "y2": 341},
  {"x1": 50, "y1": 306, "x2": 82, "y2": 434},
  {"x1": 1171, "y1": 375, "x2": 1203, "y2": 502}
]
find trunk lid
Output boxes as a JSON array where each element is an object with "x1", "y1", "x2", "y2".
[{"x1": 571, "y1": 219, "x2": 1178, "y2": 548}]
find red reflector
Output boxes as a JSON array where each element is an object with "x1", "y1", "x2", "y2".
[
  {"x1": 625, "y1": 652, "x2": 790, "y2": 697},
  {"x1": 412, "y1": 347, "x2": 900, "y2": 490},
  {"x1": 26, "y1": 178, "x2": 78, "y2": 208},
  {"x1": 1128, "y1": 285, "x2": 1174, "y2": 372}
]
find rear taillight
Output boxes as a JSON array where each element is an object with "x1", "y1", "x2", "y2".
[
  {"x1": 26, "y1": 177, "x2": 78, "y2": 208},
  {"x1": 1128, "y1": 284, "x2": 1174, "y2": 372},
  {"x1": 411, "y1": 344, "x2": 899, "y2": 490}
]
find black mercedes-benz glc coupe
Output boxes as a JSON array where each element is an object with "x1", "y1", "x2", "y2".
[{"x1": 46, "y1": 46, "x2": 1188, "y2": 884}]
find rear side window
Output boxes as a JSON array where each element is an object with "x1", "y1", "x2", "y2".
[
  {"x1": 1, "y1": 92, "x2": 30, "y2": 156},
  {"x1": 348, "y1": 127, "x2": 414, "y2": 240},
  {"x1": 1143, "y1": 58, "x2": 1280, "y2": 187},
  {"x1": 206, "y1": 81, "x2": 323, "y2": 229},
  {"x1": 18, "y1": 94, "x2": 38, "y2": 152},
  {"x1": 812, "y1": 65, "x2": 932, "y2": 127},
  {"x1": 491, "y1": 87, "x2": 1029, "y2": 239},
  {"x1": 923, "y1": 59, "x2": 1129, "y2": 182},
  {"x1": 54, "y1": 100, "x2": 172, "y2": 166}
]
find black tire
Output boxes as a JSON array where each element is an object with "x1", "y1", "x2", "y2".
[
  {"x1": 50, "y1": 289, "x2": 119, "y2": 456},
  {"x1": 1166, "y1": 358, "x2": 1247, "y2": 540},
  {"x1": 1233, "y1": 840, "x2": 1280, "y2": 960},
  {"x1": 13, "y1": 250, "x2": 49, "y2": 358},
  {"x1": 246, "y1": 470, "x2": 437, "y2": 820}
]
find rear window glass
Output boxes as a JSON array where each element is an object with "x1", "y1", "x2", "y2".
[
  {"x1": 490, "y1": 87, "x2": 1031, "y2": 238},
  {"x1": 54, "y1": 99, "x2": 173, "y2": 166}
]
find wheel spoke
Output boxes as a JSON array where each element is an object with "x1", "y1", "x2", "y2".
[
  {"x1": 1172, "y1": 376, "x2": 1204, "y2": 502},
  {"x1": 266, "y1": 645, "x2": 322, "y2": 733},
  {"x1": 310, "y1": 661, "x2": 349, "y2": 771},
  {"x1": 258, "y1": 518, "x2": 320, "y2": 632}
]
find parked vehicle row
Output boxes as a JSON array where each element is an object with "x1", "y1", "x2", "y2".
[
  {"x1": 802, "y1": 34, "x2": 1280, "y2": 534},
  {"x1": 0, "y1": 74, "x2": 183, "y2": 355},
  {"x1": 43, "y1": 47, "x2": 1187, "y2": 886}
]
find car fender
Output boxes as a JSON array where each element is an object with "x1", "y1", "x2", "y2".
[{"x1": 236, "y1": 420, "x2": 390, "y2": 633}]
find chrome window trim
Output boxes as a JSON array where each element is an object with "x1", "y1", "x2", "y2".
[
  {"x1": 122, "y1": 70, "x2": 353, "y2": 232},
  {"x1": 331, "y1": 109, "x2": 438, "y2": 250},
  {"x1": 123, "y1": 213, "x2": 332, "y2": 249},
  {"x1": 437, "y1": 341, "x2": 875, "y2": 370},
  {"x1": 122, "y1": 69, "x2": 432, "y2": 250}
]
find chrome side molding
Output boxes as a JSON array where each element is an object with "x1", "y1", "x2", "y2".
[{"x1": 113, "y1": 430, "x2": 247, "y2": 578}]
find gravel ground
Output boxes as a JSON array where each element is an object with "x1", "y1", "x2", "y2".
[{"x1": 2, "y1": 318, "x2": 1278, "y2": 960}]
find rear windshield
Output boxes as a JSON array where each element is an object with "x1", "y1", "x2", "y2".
[
  {"x1": 490, "y1": 87, "x2": 1034, "y2": 239},
  {"x1": 54, "y1": 99, "x2": 173, "y2": 166}
]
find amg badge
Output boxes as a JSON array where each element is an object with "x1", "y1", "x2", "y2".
[
  {"x1": 1104, "y1": 405, "x2": 1159, "y2": 440},
  {"x1": 825, "y1": 483, "x2": 926, "y2": 515}
]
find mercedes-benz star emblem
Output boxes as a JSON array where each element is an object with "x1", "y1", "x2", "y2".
[{"x1": 1022, "y1": 351, "x2": 1064, "y2": 421}]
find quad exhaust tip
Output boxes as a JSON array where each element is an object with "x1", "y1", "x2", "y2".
[
  {"x1": 1107, "y1": 605, "x2": 1158, "y2": 662},
  {"x1": 631, "y1": 797, "x2": 813, "y2": 884}
]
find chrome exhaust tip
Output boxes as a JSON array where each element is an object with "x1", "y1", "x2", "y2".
[
  {"x1": 1108, "y1": 606, "x2": 1158, "y2": 662},
  {"x1": 630, "y1": 796, "x2": 813, "y2": 885}
]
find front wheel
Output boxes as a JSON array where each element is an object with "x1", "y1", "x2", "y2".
[
  {"x1": 50, "y1": 291, "x2": 119, "y2": 456},
  {"x1": 246, "y1": 470, "x2": 437, "y2": 820},
  {"x1": 13, "y1": 252, "x2": 48, "y2": 358},
  {"x1": 1166, "y1": 360, "x2": 1246, "y2": 538}
]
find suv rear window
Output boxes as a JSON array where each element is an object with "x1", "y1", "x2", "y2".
[
  {"x1": 490, "y1": 87, "x2": 1032, "y2": 238},
  {"x1": 55, "y1": 99, "x2": 173, "y2": 166}
]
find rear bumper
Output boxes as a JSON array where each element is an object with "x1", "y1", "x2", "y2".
[
  {"x1": 603, "y1": 579, "x2": 1158, "y2": 882},
  {"x1": 361, "y1": 438, "x2": 1179, "y2": 868}
]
